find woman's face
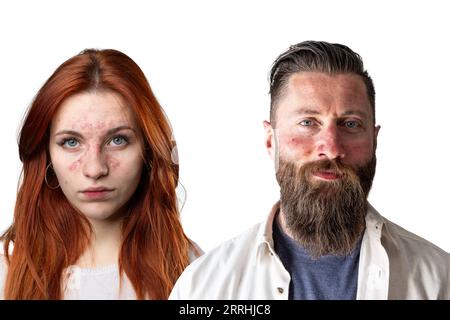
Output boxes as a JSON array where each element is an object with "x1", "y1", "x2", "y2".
[{"x1": 49, "y1": 91, "x2": 144, "y2": 222}]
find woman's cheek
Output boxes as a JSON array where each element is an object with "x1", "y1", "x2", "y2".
[
  {"x1": 69, "y1": 158, "x2": 82, "y2": 171},
  {"x1": 107, "y1": 155, "x2": 121, "y2": 170}
]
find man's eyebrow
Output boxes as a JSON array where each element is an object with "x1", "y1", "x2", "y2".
[
  {"x1": 294, "y1": 108, "x2": 322, "y2": 115},
  {"x1": 294, "y1": 108, "x2": 369, "y2": 118},
  {"x1": 340, "y1": 110, "x2": 369, "y2": 118},
  {"x1": 55, "y1": 126, "x2": 136, "y2": 137}
]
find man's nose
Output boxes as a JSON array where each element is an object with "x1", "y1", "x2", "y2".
[
  {"x1": 316, "y1": 125, "x2": 346, "y2": 160},
  {"x1": 82, "y1": 148, "x2": 109, "y2": 180}
]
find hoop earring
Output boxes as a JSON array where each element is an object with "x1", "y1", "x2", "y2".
[{"x1": 45, "y1": 163, "x2": 60, "y2": 189}]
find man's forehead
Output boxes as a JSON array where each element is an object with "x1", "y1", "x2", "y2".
[
  {"x1": 287, "y1": 72, "x2": 367, "y2": 92},
  {"x1": 278, "y1": 72, "x2": 372, "y2": 116}
]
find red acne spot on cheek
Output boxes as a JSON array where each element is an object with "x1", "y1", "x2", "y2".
[
  {"x1": 284, "y1": 136, "x2": 313, "y2": 157},
  {"x1": 108, "y1": 157, "x2": 120, "y2": 169},
  {"x1": 69, "y1": 159, "x2": 81, "y2": 171},
  {"x1": 288, "y1": 137, "x2": 302, "y2": 147}
]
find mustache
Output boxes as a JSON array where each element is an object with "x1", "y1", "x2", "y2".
[
  {"x1": 303, "y1": 158, "x2": 356, "y2": 176},
  {"x1": 279, "y1": 156, "x2": 377, "y2": 197},
  {"x1": 279, "y1": 158, "x2": 360, "y2": 184}
]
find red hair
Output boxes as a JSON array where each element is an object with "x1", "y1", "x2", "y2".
[{"x1": 1, "y1": 49, "x2": 195, "y2": 299}]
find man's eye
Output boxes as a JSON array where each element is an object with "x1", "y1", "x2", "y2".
[
  {"x1": 300, "y1": 119, "x2": 314, "y2": 126},
  {"x1": 61, "y1": 138, "x2": 79, "y2": 148},
  {"x1": 344, "y1": 121, "x2": 360, "y2": 129}
]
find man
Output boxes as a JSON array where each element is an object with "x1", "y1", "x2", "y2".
[{"x1": 170, "y1": 41, "x2": 450, "y2": 299}]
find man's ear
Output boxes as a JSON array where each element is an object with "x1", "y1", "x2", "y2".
[
  {"x1": 263, "y1": 120, "x2": 276, "y2": 161},
  {"x1": 374, "y1": 125, "x2": 381, "y2": 150}
]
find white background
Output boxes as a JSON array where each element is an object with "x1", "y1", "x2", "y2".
[{"x1": 1, "y1": 0, "x2": 449, "y2": 253}]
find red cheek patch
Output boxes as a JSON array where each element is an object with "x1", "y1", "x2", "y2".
[
  {"x1": 108, "y1": 156, "x2": 120, "y2": 169},
  {"x1": 282, "y1": 136, "x2": 313, "y2": 157},
  {"x1": 288, "y1": 137, "x2": 302, "y2": 147},
  {"x1": 69, "y1": 158, "x2": 81, "y2": 171}
]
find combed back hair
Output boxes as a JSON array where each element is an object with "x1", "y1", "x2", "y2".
[{"x1": 269, "y1": 40, "x2": 375, "y2": 127}]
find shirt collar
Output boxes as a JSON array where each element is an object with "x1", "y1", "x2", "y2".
[
  {"x1": 364, "y1": 202, "x2": 386, "y2": 240},
  {"x1": 256, "y1": 201, "x2": 281, "y2": 254},
  {"x1": 256, "y1": 200, "x2": 386, "y2": 255}
]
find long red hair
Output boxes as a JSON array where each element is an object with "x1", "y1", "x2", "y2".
[{"x1": 1, "y1": 49, "x2": 195, "y2": 299}]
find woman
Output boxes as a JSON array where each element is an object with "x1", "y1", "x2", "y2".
[{"x1": 0, "y1": 49, "x2": 199, "y2": 299}]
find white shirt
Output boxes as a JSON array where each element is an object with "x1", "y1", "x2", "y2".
[{"x1": 170, "y1": 202, "x2": 450, "y2": 300}]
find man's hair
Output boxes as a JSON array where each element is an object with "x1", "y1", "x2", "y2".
[{"x1": 269, "y1": 40, "x2": 375, "y2": 126}]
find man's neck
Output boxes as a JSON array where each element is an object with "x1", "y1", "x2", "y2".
[{"x1": 276, "y1": 208, "x2": 297, "y2": 241}]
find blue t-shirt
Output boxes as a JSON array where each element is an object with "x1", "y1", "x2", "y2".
[{"x1": 272, "y1": 215, "x2": 362, "y2": 300}]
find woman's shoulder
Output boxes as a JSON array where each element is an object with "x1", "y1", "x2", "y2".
[
  {"x1": 188, "y1": 239, "x2": 204, "y2": 263},
  {"x1": 0, "y1": 244, "x2": 8, "y2": 272},
  {"x1": 0, "y1": 252, "x2": 7, "y2": 299}
]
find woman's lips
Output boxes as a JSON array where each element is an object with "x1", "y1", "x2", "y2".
[{"x1": 81, "y1": 190, "x2": 114, "y2": 200}]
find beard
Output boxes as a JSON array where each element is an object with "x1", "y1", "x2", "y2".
[{"x1": 276, "y1": 155, "x2": 376, "y2": 258}]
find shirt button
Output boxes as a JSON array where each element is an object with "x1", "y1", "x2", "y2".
[{"x1": 277, "y1": 287, "x2": 284, "y2": 294}]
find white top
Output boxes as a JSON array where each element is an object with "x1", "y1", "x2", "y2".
[
  {"x1": 63, "y1": 264, "x2": 137, "y2": 299},
  {"x1": 0, "y1": 258, "x2": 137, "y2": 300},
  {"x1": 0, "y1": 245, "x2": 201, "y2": 300},
  {"x1": 170, "y1": 202, "x2": 450, "y2": 300}
]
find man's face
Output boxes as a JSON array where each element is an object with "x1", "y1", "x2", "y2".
[
  {"x1": 264, "y1": 72, "x2": 380, "y2": 257},
  {"x1": 266, "y1": 72, "x2": 378, "y2": 169}
]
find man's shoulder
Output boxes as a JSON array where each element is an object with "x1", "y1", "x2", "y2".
[
  {"x1": 382, "y1": 215, "x2": 450, "y2": 263},
  {"x1": 169, "y1": 222, "x2": 264, "y2": 299},
  {"x1": 186, "y1": 222, "x2": 263, "y2": 272}
]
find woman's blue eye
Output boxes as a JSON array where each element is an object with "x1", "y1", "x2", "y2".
[
  {"x1": 110, "y1": 136, "x2": 128, "y2": 146},
  {"x1": 63, "y1": 138, "x2": 79, "y2": 148}
]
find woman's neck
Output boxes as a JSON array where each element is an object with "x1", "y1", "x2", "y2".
[{"x1": 76, "y1": 218, "x2": 123, "y2": 269}]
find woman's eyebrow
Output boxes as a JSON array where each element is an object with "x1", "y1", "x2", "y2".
[{"x1": 106, "y1": 126, "x2": 136, "y2": 135}]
